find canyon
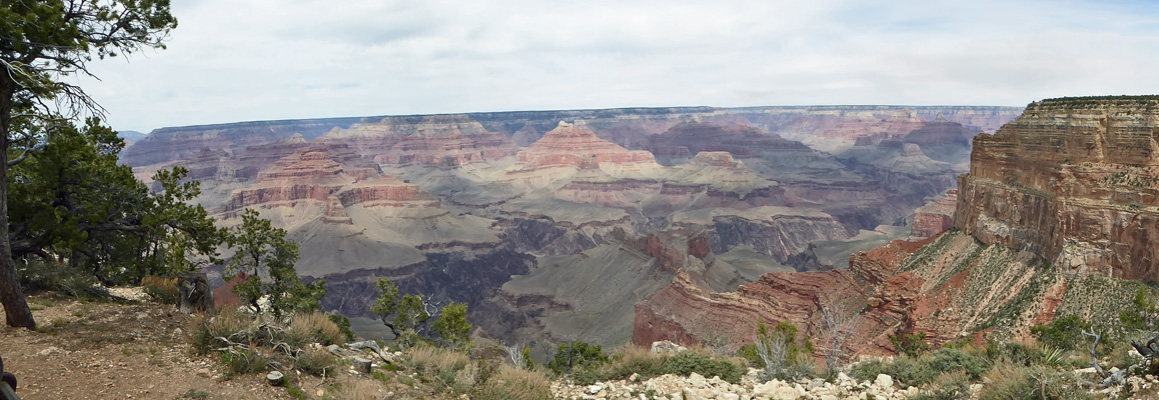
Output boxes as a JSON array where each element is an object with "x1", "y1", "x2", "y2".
[
  {"x1": 632, "y1": 96, "x2": 1159, "y2": 361},
  {"x1": 124, "y1": 104, "x2": 1022, "y2": 348}
]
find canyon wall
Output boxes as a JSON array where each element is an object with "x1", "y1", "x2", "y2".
[{"x1": 955, "y1": 96, "x2": 1159, "y2": 281}]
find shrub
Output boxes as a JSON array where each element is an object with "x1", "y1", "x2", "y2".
[
  {"x1": 472, "y1": 365, "x2": 552, "y2": 400},
  {"x1": 16, "y1": 258, "x2": 107, "y2": 299},
  {"x1": 221, "y1": 347, "x2": 268, "y2": 375},
  {"x1": 407, "y1": 345, "x2": 471, "y2": 377},
  {"x1": 978, "y1": 363, "x2": 1094, "y2": 400},
  {"x1": 909, "y1": 371, "x2": 969, "y2": 400},
  {"x1": 1031, "y1": 314, "x2": 1092, "y2": 351},
  {"x1": 891, "y1": 332, "x2": 930, "y2": 357},
  {"x1": 664, "y1": 351, "x2": 743, "y2": 384},
  {"x1": 603, "y1": 346, "x2": 668, "y2": 381},
  {"x1": 289, "y1": 311, "x2": 345, "y2": 346},
  {"x1": 548, "y1": 341, "x2": 608, "y2": 375},
  {"x1": 188, "y1": 308, "x2": 254, "y2": 355},
  {"x1": 432, "y1": 301, "x2": 473, "y2": 353},
  {"x1": 574, "y1": 346, "x2": 743, "y2": 386},
  {"x1": 1120, "y1": 288, "x2": 1157, "y2": 331},
  {"x1": 294, "y1": 347, "x2": 335, "y2": 376},
  {"x1": 743, "y1": 320, "x2": 814, "y2": 380},
  {"x1": 851, "y1": 348, "x2": 985, "y2": 388},
  {"x1": 142, "y1": 275, "x2": 178, "y2": 304},
  {"x1": 328, "y1": 313, "x2": 356, "y2": 342}
]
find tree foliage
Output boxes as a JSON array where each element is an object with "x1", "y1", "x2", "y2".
[
  {"x1": 9, "y1": 118, "x2": 221, "y2": 285},
  {"x1": 547, "y1": 341, "x2": 607, "y2": 375},
  {"x1": 224, "y1": 209, "x2": 324, "y2": 319},
  {"x1": 372, "y1": 278, "x2": 474, "y2": 350},
  {"x1": 0, "y1": 0, "x2": 179, "y2": 328},
  {"x1": 432, "y1": 301, "x2": 472, "y2": 353}
]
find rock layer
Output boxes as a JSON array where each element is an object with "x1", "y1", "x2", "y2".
[{"x1": 955, "y1": 96, "x2": 1159, "y2": 280}]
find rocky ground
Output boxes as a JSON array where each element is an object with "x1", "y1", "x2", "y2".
[
  {"x1": 0, "y1": 290, "x2": 290, "y2": 400},
  {"x1": 0, "y1": 290, "x2": 455, "y2": 400}
]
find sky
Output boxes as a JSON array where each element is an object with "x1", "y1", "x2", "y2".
[{"x1": 76, "y1": 0, "x2": 1159, "y2": 133}]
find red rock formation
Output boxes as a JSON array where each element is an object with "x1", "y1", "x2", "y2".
[
  {"x1": 335, "y1": 175, "x2": 438, "y2": 208},
  {"x1": 955, "y1": 96, "x2": 1159, "y2": 281},
  {"x1": 912, "y1": 190, "x2": 958, "y2": 238},
  {"x1": 323, "y1": 196, "x2": 353, "y2": 224},
  {"x1": 516, "y1": 121, "x2": 659, "y2": 170},
  {"x1": 220, "y1": 150, "x2": 349, "y2": 211},
  {"x1": 213, "y1": 272, "x2": 248, "y2": 308},
  {"x1": 319, "y1": 114, "x2": 518, "y2": 166},
  {"x1": 633, "y1": 237, "x2": 945, "y2": 356}
]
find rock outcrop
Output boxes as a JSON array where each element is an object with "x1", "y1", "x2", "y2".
[
  {"x1": 634, "y1": 96, "x2": 1159, "y2": 360},
  {"x1": 319, "y1": 114, "x2": 518, "y2": 166},
  {"x1": 955, "y1": 96, "x2": 1159, "y2": 281},
  {"x1": 121, "y1": 116, "x2": 369, "y2": 167},
  {"x1": 912, "y1": 190, "x2": 958, "y2": 239}
]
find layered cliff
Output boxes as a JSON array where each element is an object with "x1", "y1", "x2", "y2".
[
  {"x1": 955, "y1": 96, "x2": 1159, "y2": 281},
  {"x1": 319, "y1": 114, "x2": 518, "y2": 166},
  {"x1": 634, "y1": 96, "x2": 1159, "y2": 359}
]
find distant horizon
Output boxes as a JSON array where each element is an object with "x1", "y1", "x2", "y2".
[{"x1": 120, "y1": 103, "x2": 1028, "y2": 134}]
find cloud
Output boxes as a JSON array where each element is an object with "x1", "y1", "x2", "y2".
[{"x1": 76, "y1": 0, "x2": 1159, "y2": 132}]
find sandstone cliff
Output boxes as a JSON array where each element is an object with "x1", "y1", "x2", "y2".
[
  {"x1": 956, "y1": 96, "x2": 1159, "y2": 281},
  {"x1": 319, "y1": 114, "x2": 518, "y2": 166},
  {"x1": 633, "y1": 96, "x2": 1159, "y2": 360}
]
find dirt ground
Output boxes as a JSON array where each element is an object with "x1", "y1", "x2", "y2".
[
  {"x1": 0, "y1": 290, "x2": 294, "y2": 400},
  {"x1": 1, "y1": 290, "x2": 465, "y2": 400}
]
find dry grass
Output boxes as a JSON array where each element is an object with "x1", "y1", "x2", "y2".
[
  {"x1": 341, "y1": 379, "x2": 390, "y2": 400},
  {"x1": 289, "y1": 311, "x2": 345, "y2": 345},
  {"x1": 407, "y1": 345, "x2": 471, "y2": 373},
  {"x1": 473, "y1": 364, "x2": 552, "y2": 400},
  {"x1": 141, "y1": 275, "x2": 178, "y2": 304},
  {"x1": 294, "y1": 346, "x2": 336, "y2": 376},
  {"x1": 187, "y1": 307, "x2": 256, "y2": 355}
]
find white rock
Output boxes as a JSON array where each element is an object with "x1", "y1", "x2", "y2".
[
  {"x1": 723, "y1": 394, "x2": 740, "y2": 400},
  {"x1": 837, "y1": 372, "x2": 851, "y2": 383},
  {"x1": 37, "y1": 346, "x2": 64, "y2": 356},
  {"x1": 682, "y1": 387, "x2": 701, "y2": 400},
  {"x1": 586, "y1": 384, "x2": 603, "y2": 395},
  {"x1": 689, "y1": 372, "x2": 707, "y2": 388},
  {"x1": 820, "y1": 395, "x2": 839, "y2": 400},
  {"x1": 774, "y1": 385, "x2": 803, "y2": 400},
  {"x1": 874, "y1": 374, "x2": 893, "y2": 389},
  {"x1": 651, "y1": 340, "x2": 689, "y2": 355}
]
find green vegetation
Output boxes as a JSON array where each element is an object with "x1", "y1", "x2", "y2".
[
  {"x1": 1031, "y1": 314, "x2": 1092, "y2": 351},
  {"x1": 891, "y1": 332, "x2": 930, "y2": 357},
  {"x1": 740, "y1": 320, "x2": 814, "y2": 380},
  {"x1": 372, "y1": 278, "x2": 474, "y2": 351},
  {"x1": 226, "y1": 209, "x2": 326, "y2": 319},
  {"x1": 431, "y1": 301, "x2": 472, "y2": 353},
  {"x1": 548, "y1": 340, "x2": 609, "y2": 375},
  {"x1": 0, "y1": 0, "x2": 179, "y2": 330},
  {"x1": 851, "y1": 348, "x2": 987, "y2": 388}
]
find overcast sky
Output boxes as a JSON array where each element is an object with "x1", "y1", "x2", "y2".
[{"x1": 76, "y1": 0, "x2": 1159, "y2": 133}]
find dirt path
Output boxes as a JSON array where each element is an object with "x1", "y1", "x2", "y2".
[{"x1": 1, "y1": 292, "x2": 290, "y2": 400}]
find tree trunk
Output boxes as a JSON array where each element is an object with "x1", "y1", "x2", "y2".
[{"x1": 0, "y1": 78, "x2": 36, "y2": 329}]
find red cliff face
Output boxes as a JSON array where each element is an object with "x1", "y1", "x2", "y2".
[
  {"x1": 912, "y1": 190, "x2": 958, "y2": 239},
  {"x1": 955, "y1": 97, "x2": 1159, "y2": 281},
  {"x1": 221, "y1": 149, "x2": 435, "y2": 213},
  {"x1": 633, "y1": 236, "x2": 974, "y2": 358},
  {"x1": 515, "y1": 121, "x2": 660, "y2": 170},
  {"x1": 336, "y1": 176, "x2": 438, "y2": 208}
]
